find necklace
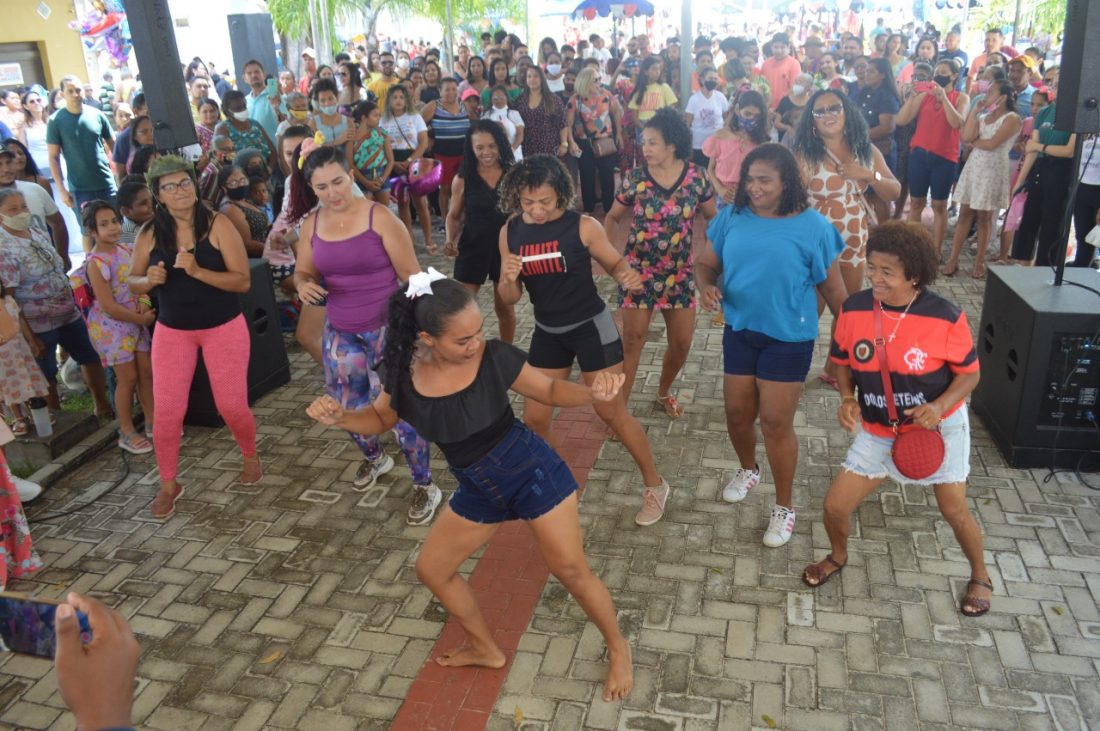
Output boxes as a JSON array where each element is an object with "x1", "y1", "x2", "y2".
[{"x1": 882, "y1": 290, "x2": 919, "y2": 343}]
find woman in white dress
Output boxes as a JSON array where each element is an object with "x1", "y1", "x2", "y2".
[{"x1": 944, "y1": 79, "x2": 1020, "y2": 279}]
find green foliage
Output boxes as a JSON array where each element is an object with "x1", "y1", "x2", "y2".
[
  {"x1": 415, "y1": 0, "x2": 526, "y2": 25},
  {"x1": 967, "y1": 0, "x2": 1066, "y2": 41}
]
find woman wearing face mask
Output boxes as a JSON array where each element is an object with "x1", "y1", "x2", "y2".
[
  {"x1": 774, "y1": 73, "x2": 813, "y2": 145},
  {"x1": 308, "y1": 79, "x2": 350, "y2": 150},
  {"x1": 217, "y1": 165, "x2": 270, "y2": 258},
  {"x1": 893, "y1": 50, "x2": 937, "y2": 219},
  {"x1": 482, "y1": 85, "x2": 525, "y2": 160},
  {"x1": 396, "y1": 53, "x2": 412, "y2": 78},
  {"x1": 896, "y1": 59, "x2": 970, "y2": 257},
  {"x1": 288, "y1": 144, "x2": 439, "y2": 524},
  {"x1": 214, "y1": 90, "x2": 277, "y2": 173},
  {"x1": 565, "y1": 68, "x2": 623, "y2": 214},
  {"x1": 685, "y1": 67, "x2": 730, "y2": 168},
  {"x1": 943, "y1": 80, "x2": 1019, "y2": 278},
  {"x1": 704, "y1": 90, "x2": 769, "y2": 207},
  {"x1": 544, "y1": 53, "x2": 566, "y2": 94}
]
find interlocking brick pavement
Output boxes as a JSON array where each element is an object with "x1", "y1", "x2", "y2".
[{"x1": 2, "y1": 230, "x2": 1098, "y2": 731}]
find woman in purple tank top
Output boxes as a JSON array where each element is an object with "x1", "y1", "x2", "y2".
[{"x1": 288, "y1": 144, "x2": 440, "y2": 525}]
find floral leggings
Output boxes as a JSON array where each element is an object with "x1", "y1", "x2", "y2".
[{"x1": 322, "y1": 322, "x2": 431, "y2": 484}]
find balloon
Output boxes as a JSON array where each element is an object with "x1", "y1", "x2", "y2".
[
  {"x1": 390, "y1": 159, "x2": 443, "y2": 200},
  {"x1": 624, "y1": 3, "x2": 637, "y2": 17},
  {"x1": 584, "y1": 7, "x2": 597, "y2": 19},
  {"x1": 84, "y1": 11, "x2": 124, "y2": 37}
]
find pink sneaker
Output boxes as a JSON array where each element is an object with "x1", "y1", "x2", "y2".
[{"x1": 634, "y1": 478, "x2": 670, "y2": 527}]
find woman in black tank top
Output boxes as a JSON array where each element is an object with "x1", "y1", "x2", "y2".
[
  {"x1": 128, "y1": 155, "x2": 260, "y2": 521},
  {"x1": 443, "y1": 120, "x2": 517, "y2": 342},
  {"x1": 496, "y1": 155, "x2": 674, "y2": 528}
]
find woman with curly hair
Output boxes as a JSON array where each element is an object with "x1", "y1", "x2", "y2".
[
  {"x1": 802, "y1": 221, "x2": 989, "y2": 618},
  {"x1": 704, "y1": 90, "x2": 769, "y2": 207},
  {"x1": 496, "y1": 155, "x2": 672, "y2": 527},
  {"x1": 695, "y1": 144, "x2": 848, "y2": 547},
  {"x1": 306, "y1": 276, "x2": 633, "y2": 700},
  {"x1": 444, "y1": 120, "x2": 516, "y2": 342},
  {"x1": 794, "y1": 89, "x2": 899, "y2": 388},
  {"x1": 605, "y1": 108, "x2": 717, "y2": 420}
]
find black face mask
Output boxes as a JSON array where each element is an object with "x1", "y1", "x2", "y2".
[
  {"x1": 704, "y1": 80, "x2": 719, "y2": 91},
  {"x1": 934, "y1": 74, "x2": 952, "y2": 88},
  {"x1": 225, "y1": 187, "x2": 248, "y2": 201}
]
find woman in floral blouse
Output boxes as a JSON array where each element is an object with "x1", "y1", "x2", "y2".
[{"x1": 604, "y1": 109, "x2": 717, "y2": 420}]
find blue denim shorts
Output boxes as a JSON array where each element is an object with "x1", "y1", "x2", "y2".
[
  {"x1": 35, "y1": 317, "x2": 102, "y2": 382},
  {"x1": 722, "y1": 326, "x2": 815, "y2": 383},
  {"x1": 842, "y1": 406, "x2": 971, "y2": 485},
  {"x1": 908, "y1": 146, "x2": 957, "y2": 202},
  {"x1": 448, "y1": 420, "x2": 578, "y2": 524}
]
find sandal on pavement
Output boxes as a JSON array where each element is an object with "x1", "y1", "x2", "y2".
[
  {"x1": 960, "y1": 578, "x2": 994, "y2": 617},
  {"x1": 971, "y1": 264, "x2": 986, "y2": 280},
  {"x1": 656, "y1": 393, "x2": 684, "y2": 420},
  {"x1": 11, "y1": 419, "x2": 27, "y2": 437},
  {"x1": 802, "y1": 554, "x2": 846, "y2": 588},
  {"x1": 118, "y1": 431, "x2": 154, "y2": 455},
  {"x1": 818, "y1": 373, "x2": 840, "y2": 391},
  {"x1": 150, "y1": 483, "x2": 184, "y2": 520}
]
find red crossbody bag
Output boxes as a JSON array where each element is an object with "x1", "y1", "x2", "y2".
[{"x1": 873, "y1": 300, "x2": 945, "y2": 480}]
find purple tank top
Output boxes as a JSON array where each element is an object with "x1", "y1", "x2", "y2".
[{"x1": 311, "y1": 205, "x2": 398, "y2": 332}]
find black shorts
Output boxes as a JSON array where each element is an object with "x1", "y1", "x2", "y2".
[
  {"x1": 453, "y1": 244, "x2": 501, "y2": 285},
  {"x1": 528, "y1": 307, "x2": 624, "y2": 372}
]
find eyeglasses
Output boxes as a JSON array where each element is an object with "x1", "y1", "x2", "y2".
[
  {"x1": 812, "y1": 103, "x2": 844, "y2": 119},
  {"x1": 338, "y1": 71, "x2": 349, "y2": 77},
  {"x1": 26, "y1": 98, "x2": 42, "y2": 104},
  {"x1": 160, "y1": 178, "x2": 195, "y2": 194}
]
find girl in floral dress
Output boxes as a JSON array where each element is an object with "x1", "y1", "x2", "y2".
[
  {"x1": 82, "y1": 202, "x2": 155, "y2": 454},
  {"x1": 0, "y1": 284, "x2": 48, "y2": 437},
  {"x1": 605, "y1": 109, "x2": 718, "y2": 420}
]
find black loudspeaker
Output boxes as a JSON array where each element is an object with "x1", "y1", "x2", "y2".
[
  {"x1": 122, "y1": 0, "x2": 199, "y2": 150},
  {"x1": 970, "y1": 267, "x2": 1100, "y2": 469},
  {"x1": 227, "y1": 14, "x2": 280, "y2": 90},
  {"x1": 1055, "y1": 0, "x2": 1100, "y2": 133},
  {"x1": 184, "y1": 259, "x2": 291, "y2": 428}
]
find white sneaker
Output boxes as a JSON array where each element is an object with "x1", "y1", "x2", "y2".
[
  {"x1": 407, "y1": 483, "x2": 443, "y2": 525},
  {"x1": 353, "y1": 453, "x2": 395, "y2": 491},
  {"x1": 763, "y1": 505, "x2": 796, "y2": 548},
  {"x1": 721, "y1": 465, "x2": 760, "y2": 503},
  {"x1": 12, "y1": 476, "x2": 43, "y2": 503}
]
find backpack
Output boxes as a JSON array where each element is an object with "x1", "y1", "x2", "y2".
[{"x1": 70, "y1": 254, "x2": 106, "y2": 311}]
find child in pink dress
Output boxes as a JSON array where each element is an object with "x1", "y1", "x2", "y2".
[
  {"x1": 0, "y1": 287, "x2": 49, "y2": 436},
  {"x1": 82, "y1": 201, "x2": 155, "y2": 454}
]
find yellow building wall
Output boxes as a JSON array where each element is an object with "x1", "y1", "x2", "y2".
[{"x1": 1, "y1": 0, "x2": 87, "y2": 88}]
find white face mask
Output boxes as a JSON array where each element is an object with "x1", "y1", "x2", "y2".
[
  {"x1": 1, "y1": 211, "x2": 32, "y2": 231},
  {"x1": 791, "y1": 84, "x2": 807, "y2": 96},
  {"x1": 232, "y1": 110, "x2": 250, "y2": 122},
  {"x1": 546, "y1": 64, "x2": 562, "y2": 75},
  {"x1": 398, "y1": 58, "x2": 410, "y2": 70}
]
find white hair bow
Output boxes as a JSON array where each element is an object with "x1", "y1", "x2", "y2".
[{"x1": 405, "y1": 267, "x2": 447, "y2": 299}]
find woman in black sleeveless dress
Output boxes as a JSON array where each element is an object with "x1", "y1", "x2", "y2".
[{"x1": 444, "y1": 120, "x2": 516, "y2": 342}]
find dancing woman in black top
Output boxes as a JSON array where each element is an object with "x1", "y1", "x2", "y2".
[
  {"x1": 307, "y1": 274, "x2": 633, "y2": 700},
  {"x1": 444, "y1": 120, "x2": 517, "y2": 342},
  {"x1": 496, "y1": 155, "x2": 671, "y2": 528}
]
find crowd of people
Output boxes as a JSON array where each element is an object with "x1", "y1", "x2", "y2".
[{"x1": 0, "y1": 16, "x2": 1088, "y2": 715}]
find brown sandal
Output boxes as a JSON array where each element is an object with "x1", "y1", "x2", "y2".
[
  {"x1": 960, "y1": 578, "x2": 993, "y2": 617},
  {"x1": 802, "y1": 554, "x2": 846, "y2": 588}
]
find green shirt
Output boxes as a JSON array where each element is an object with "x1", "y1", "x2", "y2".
[
  {"x1": 1034, "y1": 103, "x2": 1072, "y2": 151},
  {"x1": 46, "y1": 106, "x2": 114, "y2": 192}
]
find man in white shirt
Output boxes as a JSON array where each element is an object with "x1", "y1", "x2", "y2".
[
  {"x1": 0, "y1": 149, "x2": 69, "y2": 267},
  {"x1": 588, "y1": 34, "x2": 612, "y2": 70}
]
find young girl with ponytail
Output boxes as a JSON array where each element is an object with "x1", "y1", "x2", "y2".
[{"x1": 307, "y1": 273, "x2": 633, "y2": 700}]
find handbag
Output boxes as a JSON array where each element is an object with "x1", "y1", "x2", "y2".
[
  {"x1": 580, "y1": 94, "x2": 618, "y2": 158},
  {"x1": 873, "y1": 300, "x2": 945, "y2": 480},
  {"x1": 1004, "y1": 191, "x2": 1028, "y2": 233}
]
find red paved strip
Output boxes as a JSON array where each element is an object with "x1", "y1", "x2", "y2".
[{"x1": 391, "y1": 404, "x2": 606, "y2": 731}]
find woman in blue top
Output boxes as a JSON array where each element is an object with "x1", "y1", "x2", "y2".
[{"x1": 696, "y1": 143, "x2": 848, "y2": 548}]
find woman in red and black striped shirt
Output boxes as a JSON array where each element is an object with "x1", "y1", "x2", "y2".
[{"x1": 802, "y1": 221, "x2": 993, "y2": 618}]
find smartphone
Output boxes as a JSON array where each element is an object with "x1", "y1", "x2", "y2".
[
  {"x1": 0, "y1": 592, "x2": 92, "y2": 658},
  {"x1": 266, "y1": 78, "x2": 278, "y2": 95},
  {"x1": 913, "y1": 81, "x2": 935, "y2": 94}
]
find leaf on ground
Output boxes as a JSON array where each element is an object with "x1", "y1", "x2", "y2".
[
  {"x1": 762, "y1": 714, "x2": 777, "y2": 728},
  {"x1": 1052, "y1": 606, "x2": 1064, "y2": 615},
  {"x1": 259, "y1": 650, "x2": 283, "y2": 664},
  {"x1": 513, "y1": 706, "x2": 524, "y2": 728},
  {"x1": 711, "y1": 568, "x2": 724, "y2": 575}
]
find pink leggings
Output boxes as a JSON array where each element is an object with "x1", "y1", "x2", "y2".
[{"x1": 151, "y1": 314, "x2": 256, "y2": 482}]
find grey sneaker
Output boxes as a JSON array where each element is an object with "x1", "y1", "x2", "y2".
[
  {"x1": 353, "y1": 453, "x2": 395, "y2": 491},
  {"x1": 407, "y1": 483, "x2": 443, "y2": 525}
]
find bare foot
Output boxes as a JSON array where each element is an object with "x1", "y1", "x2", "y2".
[
  {"x1": 435, "y1": 644, "x2": 507, "y2": 669},
  {"x1": 240, "y1": 455, "x2": 263, "y2": 485},
  {"x1": 602, "y1": 644, "x2": 633, "y2": 701}
]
